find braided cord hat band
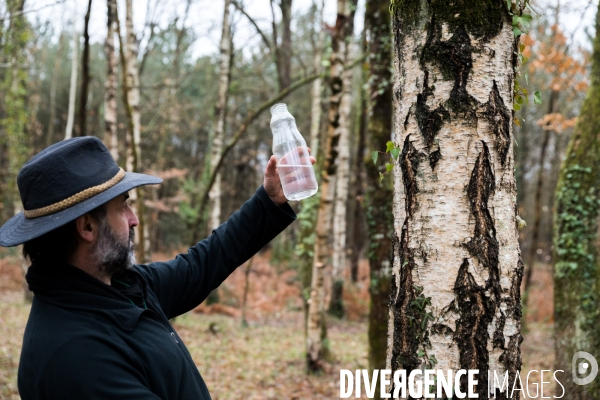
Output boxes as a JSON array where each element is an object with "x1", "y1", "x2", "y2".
[{"x1": 23, "y1": 168, "x2": 126, "y2": 219}]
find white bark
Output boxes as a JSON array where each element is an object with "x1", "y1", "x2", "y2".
[
  {"x1": 307, "y1": 0, "x2": 356, "y2": 371},
  {"x1": 122, "y1": 0, "x2": 150, "y2": 262},
  {"x1": 331, "y1": 43, "x2": 355, "y2": 282},
  {"x1": 387, "y1": 4, "x2": 522, "y2": 399},
  {"x1": 104, "y1": 0, "x2": 118, "y2": 161},
  {"x1": 65, "y1": 26, "x2": 78, "y2": 140},
  {"x1": 308, "y1": 0, "x2": 325, "y2": 154},
  {"x1": 208, "y1": 0, "x2": 232, "y2": 232}
]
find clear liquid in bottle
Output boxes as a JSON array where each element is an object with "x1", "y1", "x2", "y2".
[{"x1": 270, "y1": 104, "x2": 318, "y2": 201}]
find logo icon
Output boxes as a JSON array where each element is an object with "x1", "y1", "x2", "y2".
[{"x1": 572, "y1": 351, "x2": 598, "y2": 385}]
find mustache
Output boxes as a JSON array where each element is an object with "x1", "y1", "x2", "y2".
[{"x1": 129, "y1": 228, "x2": 135, "y2": 243}]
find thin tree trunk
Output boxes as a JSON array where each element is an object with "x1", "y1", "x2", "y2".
[
  {"x1": 65, "y1": 26, "x2": 78, "y2": 140},
  {"x1": 329, "y1": 38, "x2": 356, "y2": 318},
  {"x1": 3, "y1": 0, "x2": 31, "y2": 300},
  {"x1": 118, "y1": 0, "x2": 150, "y2": 263},
  {"x1": 46, "y1": 32, "x2": 64, "y2": 147},
  {"x1": 77, "y1": 0, "x2": 92, "y2": 137},
  {"x1": 104, "y1": 0, "x2": 118, "y2": 161},
  {"x1": 208, "y1": 0, "x2": 232, "y2": 233},
  {"x1": 307, "y1": 0, "x2": 357, "y2": 372},
  {"x1": 278, "y1": 0, "x2": 292, "y2": 90},
  {"x1": 388, "y1": 2, "x2": 522, "y2": 398},
  {"x1": 309, "y1": 0, "x2": 325, "y2": 156},
  {"x1": 364, "y1": 0, "x2": 393, "y2": 398},
  {"x1": 553, "y1": 2, "x2": 600, "y2": 398},
  {"x1": 522, "y1": 89, "x2": 558, "y2": 327}
]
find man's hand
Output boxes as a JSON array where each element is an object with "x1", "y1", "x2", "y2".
[{"x1": 263, "y1": 153, "x2": 316, "y2": 205}]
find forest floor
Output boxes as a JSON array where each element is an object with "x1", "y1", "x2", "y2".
[{"x1": 0, "y1": 249, "x2": 554, "y2": 399}]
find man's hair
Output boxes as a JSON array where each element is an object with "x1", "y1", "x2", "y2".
[{"x1": 23, "y1": 204, "x2": 108, "y2": 266}]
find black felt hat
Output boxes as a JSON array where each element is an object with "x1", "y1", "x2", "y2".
[{"x1": 0, "y1": 136, "x2": 162, "y2": 247}]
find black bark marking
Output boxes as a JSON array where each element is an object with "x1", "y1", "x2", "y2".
[
  {"x1": 465, "y1": 141, "x2": 498, "y2": 275},
  {"x1": 422, "y1": 18, "x2": 478, "y2": 117},
  {"x1": 429, "y1": 148, "x2": 442, "y2": 170},
  {"x1": 453, "y1": 258, "x2": 493, "y2": 398},
  {"x1": 484, "y1": 81, "x2": 511, "y2": 165},
  {"x1": 390, "y1": 220, "x2": 420, "y2": 375},
  {"x1": 454, "y1": 142, "x2": 507, "y2": 398},
  {"x1": 415, "y1": 70, "x2": 449, "y2": 170},
  {"x1": 400, "y1": 135, "x2": 422, "y2": 216}
]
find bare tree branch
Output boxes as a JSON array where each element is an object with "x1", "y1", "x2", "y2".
[{"x1": 231, "y1": 0, "x2": 272, "y2": 52}]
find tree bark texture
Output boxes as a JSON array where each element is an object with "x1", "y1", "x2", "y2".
[
  {"x1": 309, "y1": 0, "x2": 325, "y2": 156},
  {"x1": 364, "y1": 0, "x2": 393, "y2": 398},
  {"x1": 307, "y1": 0, "x2": 357, "y2": 372},
  {"x1": 65, "y1": 26, "x2": 78, "y2": 140},
  {"x1": 119, "y1": 0, "x2": 150, "y2": 263},
  {"x1": 388, "y1": 1, "x2": 523, "y2": 398},
  {"x1": 104, "y1": 0, "x2": 118, "y2": 161},
  {"x1": 77, "y1": 0, "x2": 93, "y2": 137},
  {"x1": 330, "y1": 39, "x2": 356, "y2": 318},
  {"x1": 553, "y1": 3, "x2": 600, "y2": 398},
  {"x1": 208, "y1": 0, "x2": 232, "y2": 232}
]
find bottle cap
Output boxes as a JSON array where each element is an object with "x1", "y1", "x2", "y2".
[{"x1": 270, "y1": 103, "x2": 287, "y2": 114}]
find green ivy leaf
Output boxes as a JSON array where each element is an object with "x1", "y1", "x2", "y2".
[
  {"x1": 513, "y1": 103, "x2": 521, "y2": 111},
  {"x1": 386, "y1": 141, "x2": 395, "y2": 153},
  {"x1": 390, "y1": 147, "x2": 400, "y2": 160},
  {"x1": 372, "y1": 150, "x2": 378, "y2": 165},
  {"x1": 379, "y1": 172, "x2": 384, "y2": 183},
  {"x1": 386, "y1": 162, "x2": 393, "y2": 172},
  {"x1": 534, "y1": 90, "x2": 542, "y2": 105},
  {"x1": 513, "y1": 26, "x2": 523, "y2": 36}
]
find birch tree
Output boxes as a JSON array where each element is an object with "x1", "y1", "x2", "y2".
[
  {"x1": 308, "y1": 0, "x2": 325, "y2": 155},
  {"x1": 553, "y1": 2, "x2": 600, "y2": 398},
  {"x1": 118, "y1": 0, "x2": 150, "y2": 262},
  {"x1": 306, "y1": 0, "x2": 357, "y2": 372},
  {"x1": 208, "y1": 0, "x2": 232, "y2": 232},
  {"x1": 104, "y1": 0, "x2": 118, "y2": 161},
  {"x1": 77, "y1": 0, "x2": 93, "y2": 137},
  {"x1": 65, "y1": 25, "x2": 78, "y2": 140},
  {"x1": 388, "y1": 1, "x2": 523, "y2": 397}
]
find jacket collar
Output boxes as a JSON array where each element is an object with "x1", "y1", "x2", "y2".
[{"x1": 26, "y1": 263, "x2": 148, "y2": 332}]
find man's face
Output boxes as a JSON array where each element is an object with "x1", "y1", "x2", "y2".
[{"x1": 92, "y1": 193, "x2": 139, "y2": 277}]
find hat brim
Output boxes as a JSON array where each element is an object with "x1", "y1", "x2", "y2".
[{"x1": 0, "y1": 172, "x2": 162, "y2": 247}]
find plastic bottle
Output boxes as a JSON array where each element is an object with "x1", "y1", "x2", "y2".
[{"x1": 270, "y1": 103, "x2": 318, "y2": 201}]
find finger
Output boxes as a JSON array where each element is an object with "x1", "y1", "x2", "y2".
[
  {"x1": 265, "y1": 155, "x2": 278, "y2": 176},
  {"x1": 310, "y1": 156, "x2": 316, "y2": 165}
]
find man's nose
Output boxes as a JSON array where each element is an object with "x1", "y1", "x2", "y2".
[{"x1": 129, "y1": 210, "x2": 139, "y2": 228}]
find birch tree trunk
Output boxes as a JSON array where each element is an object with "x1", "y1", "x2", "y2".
[
  {"x1": 77, "y1": 0, "x2": 92, "y2": 137},
  {"x1": 65, "y1": 25, "x2": 78, "y2": 140},
  {"x1": 329, "y1": 39, "x2": 356, "y2": 318},
  {"x1": 208, "y1": 0, "x2": 232, "y2": 233},
  {"x1": 306, "y1": 0, "x2": 357, "y2": 372},
  {"x1": 120, "y1": 0, "x2": 150, "y2": 263},
  {"x1": 388, "y1": 2, "x2": 523, "y2": 398},
  {"x1": 553, "y1": 2, "x2": 600, "y2": 398},
  {"x1": 364, "y1": 0, "x2": 393, "y2": 397},
  {"x1": 308, "y1": 0, "x2": 324, "y2": 155},
  {"x1": 104, "y1": 0, "x2": 118, "y2": 161}
]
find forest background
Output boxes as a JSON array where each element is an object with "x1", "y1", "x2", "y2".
[{"x1": 0, "y1": 0, "x2": 597, "y2": 398}]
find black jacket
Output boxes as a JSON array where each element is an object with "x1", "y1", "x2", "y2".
[{"x1": 18, "y1": 186, "x2": 296, "y2": 399}]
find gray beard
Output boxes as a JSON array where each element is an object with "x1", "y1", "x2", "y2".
[{"x1": 92, "y1": 219, "x2": 136, "y2": 278}]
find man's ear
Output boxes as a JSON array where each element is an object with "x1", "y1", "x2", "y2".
[{"x1": 74, "y1": 213, "x2": 97, "y2": 243}]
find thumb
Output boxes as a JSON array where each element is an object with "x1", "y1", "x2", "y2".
[{"x1": 265, "y1": 155, "x2": 278, "y2": 176}]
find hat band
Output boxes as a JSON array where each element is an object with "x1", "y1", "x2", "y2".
[{"x1": 23, "y1": 168, "x2": 126, "y2": 219}]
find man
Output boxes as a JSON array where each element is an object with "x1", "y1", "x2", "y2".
[{"x1": 0, "y1": 136, "x2": 313, "y2": 399}]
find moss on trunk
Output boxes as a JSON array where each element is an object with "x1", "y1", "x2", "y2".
[
  {"x1": 553, "y1": 3, "x2": 600, "y2": 398},
  {"x1": 364, "y1": 0, "x2": 394, "y2": 398}
]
